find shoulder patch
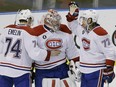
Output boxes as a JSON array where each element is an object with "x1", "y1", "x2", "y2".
[
  {"x1": 33, "y1": 25, "x2": 47, "y2": 36},
  {"x1": 60, "y1": 24, "x2": 72, "y2": 34},
  {"x1": 93, "y1": 27, "x2": 108, "y2": 36}
]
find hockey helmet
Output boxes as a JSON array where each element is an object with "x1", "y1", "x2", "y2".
[
  {"x1": 17, "y1": 9, "x2": 34, "y2": 26},
  {"x1": 80, "y1": 9, "x2": 99, "y2": 25}
]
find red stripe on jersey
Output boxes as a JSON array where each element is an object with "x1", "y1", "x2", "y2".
[
  {"x1": 63, "y1": 80, "x2": 69, "y2": 87},
  {"x1": 52, "y1": 80, "x2": 55, "y2": 87},
  {"x1": 0, "y1": 62, "x2": 31, "y2": 69},
  {"x1": 71, "y1": 57, "x2": 80, "y2": 62},
  {"x1": 35, "y1": 58, "x2": 66, "y2": 66}
]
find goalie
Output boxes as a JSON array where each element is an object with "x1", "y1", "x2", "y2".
[
  {"x1": 66, "y1": 1, "x2": 116, "y2": 87},
  {"x1": 33, "y1": 9, "x2": 80, "y2": 87}
]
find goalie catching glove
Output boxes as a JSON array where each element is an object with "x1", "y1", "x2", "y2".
[
  {"x1": 66, "y1": 1, "x2": 79, "y2": 22},
  {"x1": 68, "y1": 60, "x2": 81, "y2": 82}
]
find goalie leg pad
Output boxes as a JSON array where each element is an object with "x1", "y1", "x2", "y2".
[
  {"x1": 42, "y1": 78, "x2": 61, "y2": 87},
  {"x1": 61, "y1": 78, "x2": 77, "y2": 87},
  {"x1": 42, "y1": 77, "x2": 78, "y2": 87}
]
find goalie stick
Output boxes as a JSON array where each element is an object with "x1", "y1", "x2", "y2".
[{"x1": 14, "y1": 9, "x2": 20, "y2": 25}]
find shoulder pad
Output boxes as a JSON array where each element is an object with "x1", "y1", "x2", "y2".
[
  {"x1": 60, "y1": 24, "x2": 72, "y2": 34},
  {"x1": 5, "y1": 24, "x2": 17, "y2": 28},
  {"x1": 33, "y1": 25, "x2": 47, "y2": 36},
  {"x1": 93, "y1": 26, "x2": 108, "y2": 36}
]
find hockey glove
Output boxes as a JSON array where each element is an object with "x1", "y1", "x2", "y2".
[
  {"x1": 68, "y1": 60, "x2": 81, "y2": 82},
  {"x1": 66, "y1": 1, "x2": 79, "y2": 22},
  {"x1": 103, "y1": 66, "x2": 115, "y2": 83}
]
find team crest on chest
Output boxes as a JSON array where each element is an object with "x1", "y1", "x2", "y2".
[
  {"x1": 46, "y1": 39, "x2": 63, "y2": 50},
  {"x1": 82, "y1": 38, "x2": 90, "y2": 50}
]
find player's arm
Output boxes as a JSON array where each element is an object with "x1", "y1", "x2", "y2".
[
  {"x1": 65, "y1": 34, "x2": 81, "y2": 82},
  {"x1": 66, "y1": 1, "x2": 79, "y2": 22},
  {"x1": 94, "y1": 29, "x2": 115, "y2": 83},
  {"x1": 66, "y1": 34, "x2": 79, "y2": 61},
  {"x1": 66, "y1": 1, "x2": 82, "y2": 36},
  {"x1": 24, "y1": 32, "x2": 60, "y2": 61},
  {"x1": 95, "y1": 30, "x2": 115, "y2": 64}
]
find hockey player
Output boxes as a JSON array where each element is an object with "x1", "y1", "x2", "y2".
[
  {"x1": 0, "y1": 9, "x2": 60, "y2": 87},
  {"x1": 33, "y1": 9, "x2": 80, "y2": 87},
  {"x1": 66, "y1": 1, "x2": 116, "y2": 87}
]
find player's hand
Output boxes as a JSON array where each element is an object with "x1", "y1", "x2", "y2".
[
  {"x1": 50, "y1": 50, "x2": 61, "y2": 56},
  {"x1": 103, "y1": 66, "x2": 115, "y2": 83},
  {"x1": 66, "y1": 1, "x2": 79, "y2": 22}
]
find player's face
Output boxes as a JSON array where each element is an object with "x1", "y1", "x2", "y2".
[
  {"x1": 27, "y1": 17, "x2": 33, "y2": 27},
  {"x1": 80, "y1": 17, "x2": 87, "y2": 28}
]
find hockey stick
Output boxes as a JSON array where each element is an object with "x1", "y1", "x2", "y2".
[{"x1": 14, "y1": 9, "x2": 20, "y2": 25}]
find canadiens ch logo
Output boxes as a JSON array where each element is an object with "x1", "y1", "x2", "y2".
[
  {"x1": 82, "y1": 38, "x2": 90, "y2": 50},
  {"x1": 46, "y1": 39, "x2": 62, "y2": 50}
]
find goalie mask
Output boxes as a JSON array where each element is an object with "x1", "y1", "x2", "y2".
[
  {"x1": 17, "y1": 9, "x2": 34, "y2": 26},
  {"x1": 79, "y1": 9, "x2": 99, "y2": 32},
  {"x1": 44, "y1": 9, "x2": 61, "y2": 32}
]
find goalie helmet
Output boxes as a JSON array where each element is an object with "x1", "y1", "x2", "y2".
[
  {"x1": 44, "y1": 9, "x2": 61, "y2": 32},
  {"x1": 17, "y1": 9, "x2": 34, "y2": 26}
]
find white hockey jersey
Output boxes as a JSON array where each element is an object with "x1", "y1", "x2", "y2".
[
  {"x1": 33, "y1": 24, "x2": 79, "y2": 69},
  {"x1": 68, "y1": 20, "x2": 115, "y2": 73},
  {"x1": 0, "y1": 24, "x2": 51, "y2": 77}
]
